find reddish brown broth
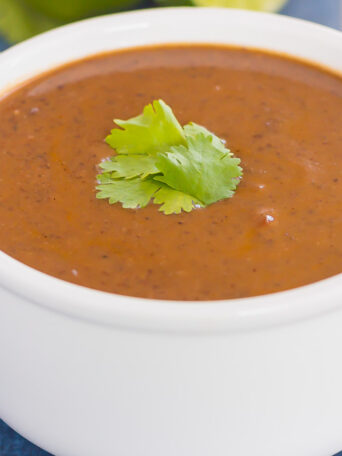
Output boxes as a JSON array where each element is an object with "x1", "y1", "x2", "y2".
[{"x1": 1, "y1": 45, "x2": 342, "y2": 300}]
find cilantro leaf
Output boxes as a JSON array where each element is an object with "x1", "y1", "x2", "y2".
[
  {"x1": 154, "y1": 185, "x2": 202, "y2": 215},
  {"x1": 97, "y1": 100, "x2": 243, "y2": 215},
  {"x1": 96, "y1": 172, "x2": 114, "y2": 184},
  {"x1": 96, "y1": 177, "x2": 160, "y2": 209},
  {"x1": 106, "y1": 99, "x2": 186, "y2": 155},
  {"x1": 155, "y1": 133, "x2": 242, "y2": 205},
  {"x1": 184, "y1": 122, "x2": 233, "y2": 156},
  {"x1": 100, "y1": 155, "x2": 159, "y2": 179},
  {"x1": 97, "y1": 177, "x2": 201, "y2": 215}
]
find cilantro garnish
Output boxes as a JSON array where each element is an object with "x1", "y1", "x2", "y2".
[
  {"x1": 105, "y1": 100, "x2": 186, "y2": 155},
  {"x1": 96, "y1": 100, "x2": 242, "y2": 214}
]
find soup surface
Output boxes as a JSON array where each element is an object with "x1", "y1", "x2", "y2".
[{"x1": 1, "y1": 45, "x2": 342, "y2": 300}]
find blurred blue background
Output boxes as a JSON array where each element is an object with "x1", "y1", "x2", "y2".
[{"x1": 0, "y1": 0, "x2": 341, "y2": 454}]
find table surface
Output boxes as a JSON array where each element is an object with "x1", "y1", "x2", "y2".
[{"x1": 0, "y1": 0, "x2": 342, "y2": 454}]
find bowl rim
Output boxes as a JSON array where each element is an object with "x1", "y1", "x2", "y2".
[{"x1": 1, "y1": 6, "x2": 342, "y2": 333}]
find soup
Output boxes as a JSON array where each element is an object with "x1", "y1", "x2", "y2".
[{"x1": 0, "y1": 45, "x2": 342, "y2": 300}]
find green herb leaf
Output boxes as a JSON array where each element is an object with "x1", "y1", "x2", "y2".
[
  {"x1": 100, "y1": 155, "x2": 159, "y2": 179},
  {"x1": 184, "y1": 122, "x2": 233, "y2": 156},
  {"x1": 106, "y1": 99, "x2": 186, "y2": 155},
  {"x1": 154, "y1": 185, "x2": 202, "y2": 215},
  {"x1": 96, "y1": 177, "x2": 160, "y2": 209},
  {"x1": 97, "y1": 100, "x2": 243, "y2": 214},
  {"x1": 155, "y1": 133, "x2": 242, "y2": 205}
]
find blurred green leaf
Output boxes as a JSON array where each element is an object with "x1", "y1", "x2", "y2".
[
  {"x1": 0, "y1": 0, "x2": 61, "y2": 42},
  {"x1": 0, "y1": 0, "x2": 62, "y2": 42},
  {"x1": 24, "y1": 0, "x2": 142, "y2": 21},
  {"x1": 155, "y1": 0, "x2": 288, "y2": 11},
  {"x1": 0, "y1": 0, "x2": 142, "y2": 43}
]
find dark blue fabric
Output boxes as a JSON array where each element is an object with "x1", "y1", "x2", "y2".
[
  {"x1": 0, "y1": 420, "x2": 52, "y2": 455},
  {"x1": 0, "y1": 0, "x2": 341, "y2": 454},
  {"x1": 0, "y1": 37, "x2": 8, "y2": 50},
  {"x1": 282, "y1": 0, "x2": 341, "y2": 30}
]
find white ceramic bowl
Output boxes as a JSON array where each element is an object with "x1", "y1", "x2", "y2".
[{"x1": 1, "y1": 7, "x2": 342, "y2": 456}]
